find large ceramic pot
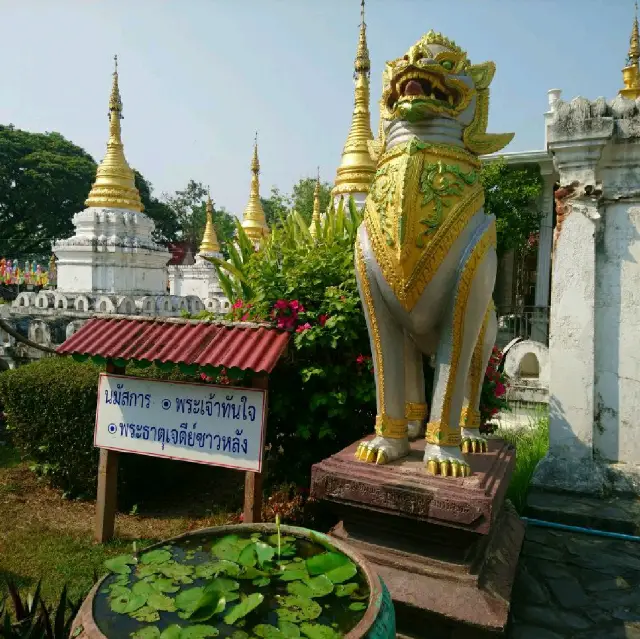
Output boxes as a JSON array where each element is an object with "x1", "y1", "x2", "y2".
[{"x1": 70, "y1": 524, "x2": 395, "y2": 638}]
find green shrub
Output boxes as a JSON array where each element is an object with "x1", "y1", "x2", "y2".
[{"x1": 0, "y1": 357, "x2": 243, "y2": 505}]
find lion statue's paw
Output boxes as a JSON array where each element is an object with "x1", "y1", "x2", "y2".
[
  {"x1": 407, "y1": 419, "x2": 424, "y2": 441},
  {"x1": 423, "y1": 444, "x2": 471, "y2": 477},
  {"x1": 460, "y1": 428, "x2": 488, "y2": 454},
  {"x1": 355, "y1": 437, "x2": 410, "y2": 465}
]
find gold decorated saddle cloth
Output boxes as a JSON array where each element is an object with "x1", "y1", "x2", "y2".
[{"x1": 364, "y1": 139, "x2": 484, "y2": 312}]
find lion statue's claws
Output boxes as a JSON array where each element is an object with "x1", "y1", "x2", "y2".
[
  {"x1": 407, "y1": 420, "x2": 424, "y2": 441},
  {"x1": 355, "y1": 437, "x2": 410, "y2": 465},
  {"x1": 424, "y1": 444, "x2": 471, "y2": 477},
  {"x1": 460, "y1": 428, "x2": 488, "y2": 454}
]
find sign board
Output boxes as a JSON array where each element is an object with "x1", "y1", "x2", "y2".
[{"x1": 95, "y1": 373, "x2": 267, "y2": 472}]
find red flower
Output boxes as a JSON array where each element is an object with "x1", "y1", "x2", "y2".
[
  {"x1": 318, "y1": 314, "x2": 329, "y2": 327},
  {"x1": 232, "y1": 299, "x2": 244, "y2": 309},
  {"x1": 495, "y1": 382, "x2": 506, "y2": 397},
  {"x1": 296, "y1": 322, "x2": 312, "y2": 333},
  {"x1": 239, "y1": 513, "x2": 244, "y2": 522},
  {"x1": 356, "y1": 354, "x2": 371, "y2": 365},
  {"x1": 274, "y1": 299, "x2": 289, "y2": 311},
  {"x1": 241, "y1": 313, "x2": 249, "y2": 321},
  {"x1": 490, "y1": 407, "x2": 499, "y2": 416},
  {"x1": 289, "y1": 300, "x2": 304, "y2": 313}
]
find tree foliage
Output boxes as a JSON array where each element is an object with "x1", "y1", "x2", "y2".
[
  {"x1": 290, "y1": 177, "x2": 333, "y2": 225},
  {"x1": 0, "y1": 125, "x2": 97, "y2": 260},
  {"x1": 133, "y1": 170, "x2": 178, "y2": 246},
  {"x1": 260, "y1": 186, "x2": 290, "y2": 229},
  {"x1": 481, "y1": 158, "x2": 543, "y2": 256}
]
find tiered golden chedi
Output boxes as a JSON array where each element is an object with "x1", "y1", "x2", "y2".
[
  {"x1": 620, "y1": 4, "x2": 640, "y2": 100},
  {"x1": 332, "y1": 0, "x2": 376, "y2": 205},
  {"x1": 241, "y1": 136, "x2": 269, "y2": 244},
  {"x1": 85, "y1": 56, "x2": 144, "y2": 212},
  {"x1": 309, "y1": 171, "x2": 322, "y2": 239},
  {"x1": 199, "y1": 194, "x2": 221, "y2": 254}
]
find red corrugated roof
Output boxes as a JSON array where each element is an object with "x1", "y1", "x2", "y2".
[{"x1": 56, "y1": 316, "x2": 290, "y2": 373}]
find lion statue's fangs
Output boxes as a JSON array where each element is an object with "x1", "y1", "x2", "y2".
[{"x1": 354, "y1": 30, "x2": 513, "y2": 477}]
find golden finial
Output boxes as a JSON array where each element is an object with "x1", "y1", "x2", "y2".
[
  {"x1": 199, "y1": 190, "x2": 221, "y2": 254},
  {"x1": 620, "y1": 2, "x2": 640, "y2": 99},
  {"x1": 241, "y1": 133, "x2": 269, "y2": 243},
  {"x1": 310, "y1": 167, "x2": 322, "y2": 239},
  {"x1": 332, "y1": 0, "x2": 376, "y2": 205},
  {"x1": 85, "y1": 56, "x2": 144, "y2": 212}
]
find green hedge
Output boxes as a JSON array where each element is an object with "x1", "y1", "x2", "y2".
[{"x1": 0, "y1": 357, "x2": 243, "y2": 506}]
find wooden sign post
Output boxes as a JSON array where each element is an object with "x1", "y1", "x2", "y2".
[{"x1": 94, "y1": 361, "x2": 269, "y2": 543}]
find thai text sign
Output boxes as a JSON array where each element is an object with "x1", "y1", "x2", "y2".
[{"x1": 95, "y1": 374, "x2": 267, "y2": 472}]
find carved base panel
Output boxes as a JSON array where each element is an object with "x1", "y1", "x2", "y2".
[
  {"x1": 311, "y1": 436, "x2": 516, "y2": 535},
  {"x1": 310, "y1": 437, "x2": 524, "y2": 636}
]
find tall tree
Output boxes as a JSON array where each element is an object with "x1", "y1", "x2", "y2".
[
  {"x1": 290, "y1": 177, "x2": 333, "y2": 224},
  {"x1": 481, "y1": 158, "x2": 543, "y2": 256},
  {"x1": 133, "y1": 170, "x2": 178, "y2": 246},
  {"x1": 261, "y1": 186, "x2": 291, "y2": 228},
  {"x1": 0, "y1": 125, "x2": 97, "y2": 260}
]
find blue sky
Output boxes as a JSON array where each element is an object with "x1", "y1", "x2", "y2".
[{"x1": 0, "y1": 0, "x2": 635, "y2": 216}]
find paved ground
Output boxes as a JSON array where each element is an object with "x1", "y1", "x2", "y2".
[{"x1": 509, "y1": 524, "x2": 640, "y2": 638}]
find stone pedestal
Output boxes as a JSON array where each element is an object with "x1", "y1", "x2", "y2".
[{"x1": 311, "y1": 436, "x2": 524, "y2": 637}]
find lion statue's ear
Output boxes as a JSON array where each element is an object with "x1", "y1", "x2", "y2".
[{"x1": 463, "y1": 61, "x2": 514, "y2": 155}]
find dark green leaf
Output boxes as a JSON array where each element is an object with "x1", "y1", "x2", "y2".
[{"x1": 223, "y1": 592, "x2": 265, "y2": 625}]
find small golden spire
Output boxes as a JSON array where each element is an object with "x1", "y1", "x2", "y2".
[
  {"x1": 241, "y1": 132, "x2": 269, "y2": 243},
  {"x1": 309, "y1": 167, "x2": 322, "y2": 239},
  {"x1": 332, "y1": 0, "x2": 376, "y2": 204},
  {"x1": 620, "y1": 2, "x2": 640, "y2": 99},
  {"x1": 85, "y1": 56, "x2": 144, "y2": 212},
  {"x1": 199, "y1": 191, "x2": 221, "y2": 254}
]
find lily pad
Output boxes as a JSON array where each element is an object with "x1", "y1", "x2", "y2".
[
  {"x1": 286, "y1": 575, "x2": 332, "y2": 600},
  {"x1": 275, "y1": 596, "x2": 322, "y2": 623},
  {"x1": 110, "y1": 589, "x2": 146, "y2": 614},
  {"x1": 132, "y1": 581, "x2": 154, "y2": 599},
  {"x1": 279, "y1": 570, "x2": 308, "y2": 582},
  {"x1": 237, "y1": 566, "x2": 267, "y2": 580},
  {"x1": 148, "y1": 577, "x2": 180, "y2": 594},
  {"x1": 211, "y1": 535, "x2": 242, "y2": 562},
  {"x1": 141, "y1": 549, "x2": 173, "y2": 565},
  {"x1": 181, "y1": 625, "x2": 219, "y2": 638},
  {"x1": 195, "y1": 560, "x2": 241, "y2": 579},
  {"x1": 175, "y1": 587, "x2": 205, "y2": 613},
  {"x1": 147, "y1": 592, "x2": 177, "y2": 612},
  {"x1": 277, "y1": 622, "x2": 301, "y2": 638},
  {"x1": 137, "y1": 564, "x2": 164, "y2": 579},
  {"x1": 159, "y1": 626, "x2": 183, "y2": 639},
  {"x1": 252, "y1": 577, "x2": 271, "y2": 587},
  {"x1": 324, "y1": 561, "x2": 357, "y2": 584},
  {"x1": 348, "y1": 602, "x2": 367, "y2": 611},
  {"x1": 131, "y1": 627, "x2": 161, "y2": 639},
  {"x1": 334, "y1": 583, "x2": 358, "y2": 597},
  {"x1": 238, "y1": 544, "x2": 257, "y2": 568},
  {"x1": 105, "y1": 554, "x2": 136, "y2": 575},
  {"x1": 189, "y1": 583, "x2": 226, "y2": 623},
  {"x1": 254, "y1": 541, "x2": 276, "y2": 565},
  {"x1": 253, "y1": 625, "x2": 286, "y2": 639},
  {"x1": 130, "y1": 605, "x2": 161, "y2": 623},
  {"x1": 230, "y1": 632, "x2": 250, "y2": 639},
  {"x1": 305, "y1": 552, "x2": 348, "y2": 577},
  {"x1": 223, "y1": 592, "x2": 265, "y2": 625},
  {"x1": 268, "y1": 535, "x2": 296, "y2": 546},
  {"x1": 299, "y1": 623, "x2": 341, "y2": 639},
  {"x1": 160, "y1": 561, "x2": 195, "y2": 583}
]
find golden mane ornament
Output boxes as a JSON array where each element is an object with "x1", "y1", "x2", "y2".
[{"x1": 354, "y1": 31, "x2": 513, "y2": 476}]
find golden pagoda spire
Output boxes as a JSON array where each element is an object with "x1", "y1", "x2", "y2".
[
  {"x1": 199, "y1": 191, "x2": 221, "y2": 254},
  {"x1": 309, "y1": 167, "x2": 322, "y2": 239},
  {"x1": 241, "y1": 132, "x2": 269, "y2": 243},
  {"x1": 620, "y1": 1, "x2": 640, "y2": 99},
  {"x1": 85, "y1": 55, "x2": 144, "y2": 212},
  {"x1": 332, "y1": 0, "x2": 376, "y2": 205}
]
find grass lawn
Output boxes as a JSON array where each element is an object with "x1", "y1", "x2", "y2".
[
  {"x1": 0, "y1": 443, "x2": 242, "y2": 605},
  {"x1": 497, "y1": 414, "x2": 549, "y2": 513}
]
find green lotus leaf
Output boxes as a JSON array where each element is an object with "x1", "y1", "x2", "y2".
[
  {"x1": 159, "y1": 626, "x2": 183, "y2": 639},
  {"x1": 334, "y1": 583, "x2": 358, "y2": 598},
  {"x1": 211, "y1": 577, "x2": 240, "y2": 593},
  {"x1": 189, "y1": 585, "x2": 226, "y2": 623},
  {"x1": 211, "y1": 535, "x2": 243, "y2": 562},
  {"x1": 348, "y1": 602, "x2": 366, "y2": 611},
  {"x1": 148, "y1": 577, "x2": 180, "y2": 594},
  {"x1": 185, "y1": 551, "x2": 197, "y2": 560},
  {"x1": 180, "y1": 625, "x2": 220, "y2": 638},
  {"x1": 252, "y1": 577, "x2": 271, "y2": 587},
  {"x1": 132, "y1": 581, "x2": 154, "y2": 599},
  {"x1": 286, "y1": 581, "x2": 314, "y2": 599},
  {"x1": 131, "y1": 626, "x2": 161, "y2": 639},
  {"x1": 109, "y1": 589, "x2": 146, "y2": 614},
  {"x1": 160, "y1": 561, "x2": 195, "y2": 583},
  {"x1": 104, "y1": 554, "x2": 136, "y2": 575},
  {"x1": 253, "y1": 624, "x2": 286, "y2": 639},
  {"x1": 237, "y1": 566, "x2": 267, "y2": 580},
  {"x1": 299, "y1": 623, "x2": 341, "y2": 639},
  {"x1": 230, "y1": 632, "x2": 250, "y2": 639},
  {"x1": 147, "y1": 592, "x2": 177, "y2": 612},
  {"x1": 277, "y1": 621, "x2": 301, "y2": 638},
  {"x1": 238, "y1": 544, "x2": 258, "y2": 568},
  {"x1": 141, "y1": 549, "x2": 173, "y2": 565},
  {"x1": 279, "y1": 570, "x2": 308, "y2": 582},
  {"x1": 252, "y1": 541, "x2": 275, "y2": 566},
  {"x1": 305, "y1": 552, "x2": 348, "y2": 577},
  {"x1": 175, "y1": 587, "x2": 205, "y2": 613},
  {"x1": 107, "y1": 583, "x2": 131, "y2": 598},
  {"x1": 275, "y1": 596, "x2": 322, "y2": 623},
  {"x1": 324, "y1": 561, "x2": 357, "y2": 584},
  {"x1": 137, "y1": 564, "x2": 163, "y2": 579},
  {"x1": 196, "y1": 560, "x2": 241, "y2": 579},
  {"x1": 130, "y1": 605, "x2": 161, "y2": 623},
  {"x1": 267, "y1": 535, "x2": 296, "y2": 546},
  {"x1": 278, "y1": 544, "x2": 296, "y2": 558},
  {"x1": 223, "y1": 592, "x2": 265, "y2": 625}
]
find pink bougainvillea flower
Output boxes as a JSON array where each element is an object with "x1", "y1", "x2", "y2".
[
  {"x1": 296, "y1": 322, "x2": 312, "y2": 333},
  {"x1": 232, "y1": 299, "x2": 244, "y2": 309},
  {"x1": 495, "y1": 382, "x2": 506, "y2": 397},
  {"x1": 241, "y1": 313, "x2": 249, "y2": 321},
  {"x1": 318, "y1": 314, "x2": 329, "y2": 327},
  {"x1": 274, "y1": 299, "x2": 289, "y2": 311}
]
